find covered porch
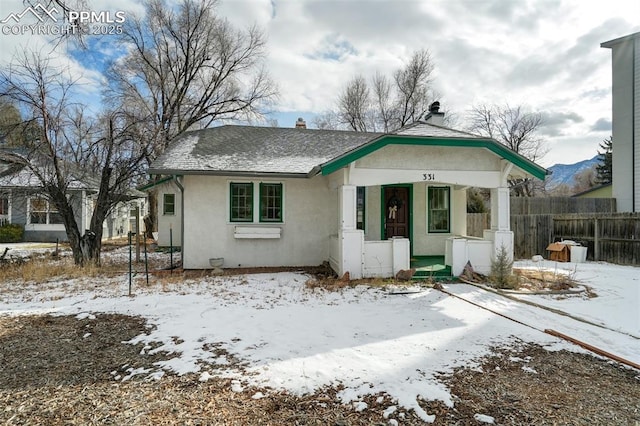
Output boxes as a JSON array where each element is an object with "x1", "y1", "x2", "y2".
[
  {"x1": 328, "y1": 181, "x2": 514, "y2": 279},
  {"x1": 322, "y1": 128, "x2": 546, "y2": 280}
]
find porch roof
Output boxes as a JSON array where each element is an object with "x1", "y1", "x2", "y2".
[{"x1": 320, "y1": 126, "x2": 548, "y2": 181}]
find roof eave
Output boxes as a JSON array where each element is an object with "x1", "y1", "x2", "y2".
[
  {"x1": 601, "y1": 31, "x2": 640, "y2": 48},
  {"x1": 147, "y1": 168, "x2": 311, "y2": 179},
  {"x1": 320, "y1": 134, "x2": 548, "y2": 181}
]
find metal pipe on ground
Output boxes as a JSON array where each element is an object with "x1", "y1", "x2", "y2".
[{"x1": 435, "y1": 286, "x2": 640, "y2": 371}]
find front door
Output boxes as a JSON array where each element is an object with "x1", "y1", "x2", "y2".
[{"x1": 383, "y1": 186, "x2": 410, "y2": 239}]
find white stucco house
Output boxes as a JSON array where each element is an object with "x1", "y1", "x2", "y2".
[
  {"x1": 148, "y1": 106, "x2": 547, "y2": 278},
  {"x1": 602, "y1": 32, "x2": 640, "y2": 213}
]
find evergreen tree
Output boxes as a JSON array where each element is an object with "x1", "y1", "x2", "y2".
[{"x1": 596, "y1": 136, "x2": 612, "y2": 184}]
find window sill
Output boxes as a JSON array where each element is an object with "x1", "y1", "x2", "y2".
[
  {"x1": 234, "y1": 226, "x2": 281, "y2": 239},
  {"x1": 25, "y1": 224, "x2": 65, "y2": 231}
]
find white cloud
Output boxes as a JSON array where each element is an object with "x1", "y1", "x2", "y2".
[{"x1": 2, "y1": 0, "x2": 639, "y2": 165}]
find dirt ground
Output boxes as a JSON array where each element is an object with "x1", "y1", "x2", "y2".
[{"x1": 1, "y1": 313, "x2": 638, "y2": 425}]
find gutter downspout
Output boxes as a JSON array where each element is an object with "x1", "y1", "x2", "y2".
[{"x1": 173, "y1": 175, "x2": 185, "y2": 266}]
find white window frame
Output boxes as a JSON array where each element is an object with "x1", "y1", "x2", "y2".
[
  {"x1": 0, "y1": 191, "x2": 11, "y2": 225},
  {"x1": 25, "y1": 196, "x2": 65, "y2": 231},
  {"x1": 426, "y1": 185, "x2": 452, "y2": 234},
  {"x1": 163, "y1": 193, "x2": 176, "y2": 216}
]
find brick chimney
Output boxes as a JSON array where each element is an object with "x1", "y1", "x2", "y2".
[
  {"x1": 295, "y1": 117, "x2": 307, "y2": 129},
  {"x1": 423, "y1": 101, "x2": 444, "y2": 126}
]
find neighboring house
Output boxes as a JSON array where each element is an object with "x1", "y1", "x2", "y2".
[
  {"x1": 0, "y1": 149, "x2": 146, "y2": 242},
  {"x1": 602, "y1": 32, "x2": 640, "y2": 212},
  {"x1": 102, "y1": 192, "x2": 148, "y2": 240},
  {"x1": 140, "y1": 176, "x2": 182, "y2": 247},
  {"x1": 148, "y1": 105, "x2": 547, "y2": 278},
  {"x1": 572, "y1": 183, "x2": 613, "y2": 199}
]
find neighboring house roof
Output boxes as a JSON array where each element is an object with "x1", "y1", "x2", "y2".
[
  {"x1": 572, "y1": 183, "x2": 613, "y2": 198},
  {"x1": 0, "y1": 149, "x2": 97, "y2": 190},
  {"x1": 601, "y1": 31, "x2": 640, "y2": 48},
  {"x1": 0, "y1": 165, "x2": 94, "y2": 190},
  {"x1": 149, "y1": 122, "x2": 548, "y2": 180}
]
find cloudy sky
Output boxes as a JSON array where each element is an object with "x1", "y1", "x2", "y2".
[{"x1": 1, "y1": 0, "x2": 639, "y2": 167}]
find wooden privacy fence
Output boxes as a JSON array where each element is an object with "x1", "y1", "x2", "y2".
[
  {"x1": 553, "y1": 213, "x2": 640, "y2": 265},
  {"x1": 467, "y1": 212, "x2": 640, "y2": 265},
  {"x1": 510, "y1": 197, "x2": 616, "y2": 215}
]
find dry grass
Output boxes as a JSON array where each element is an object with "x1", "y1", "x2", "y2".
[
  {"x1": 0, "y1": 257, "x2": 113, "y2": 283},
  {"x1": 1, "y1": 314, "x2": 638, "y2": 425},
  {"x1": 513, "y1": 267, "x2": 580, "y2": 292}
]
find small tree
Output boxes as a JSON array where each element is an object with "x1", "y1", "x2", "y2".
[
  {"x1": 595, "y1": 136, "x2": 612, "y2": 185},
  {"x1": 490, "y1": 245, "x2": 516, "y2": 289}
]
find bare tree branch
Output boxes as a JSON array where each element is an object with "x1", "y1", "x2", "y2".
[
  {"x1": 333, "y1": 49, "x2": 435, "y2": 132},
  {"x1": 1, "y1": 50, "x2": 151, "y2": 265},
  {"x1": 467, "y1": 103, "x2": 548, "y2": 196},
  {"x1": 106, "y1": 0, "x2": 278, "y2": 158}
]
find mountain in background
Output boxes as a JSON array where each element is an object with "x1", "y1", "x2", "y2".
[{"x1": 545, "y1": 155, "x2": 600, "y2": 190}]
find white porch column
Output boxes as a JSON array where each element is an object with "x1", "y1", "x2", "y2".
[
  {"x1": 490, "y1": 187, "x2": 510, "y2": 231},
  {"x1": 338, "y1": 185, "x2": 364, "y2": 279},
  {"x1": 486, "y1": 187, "x2": 513, "y2": 262},
  {"x1": 339, "y1": 184, "x2": 357, "y2": 230}
]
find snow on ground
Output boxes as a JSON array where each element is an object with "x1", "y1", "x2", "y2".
[
  {"x1": 1, "y1": 251, "x2": 638, "y2": 423},
  {"x1": 513, "y1": 259, "x2": 640, "y2": 338}
]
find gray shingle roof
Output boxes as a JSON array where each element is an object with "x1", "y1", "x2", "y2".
[
  {"x1": 149, "y1": 126, "x2": 383, "y2": 176},
  {"x1": 392, "y1": 121, "x2": 483, "y2": 139},
  {"x1": 149, "y1": 122, "x2": 488, "y2": 176}
]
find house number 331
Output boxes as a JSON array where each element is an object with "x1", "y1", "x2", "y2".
[{"x1": 422, "y1": 173, "x2": 436, "y2": 181}]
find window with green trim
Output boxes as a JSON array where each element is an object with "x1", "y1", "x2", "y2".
[
  {"x1": 260, "y1": 183, "x2": 282, "y2": 222},
  {"x1": 230, "y1": 182, "x2": 254, "y2": 222},
  {"x1": 428, "y1": 187, "x2": 450, "y2": 233},
  {"x1": 163, "y1": 193, "x2": 175, "y2": 215},
  {"x1": 356, "y1": 186, "x2": 366, "y2": 231}
]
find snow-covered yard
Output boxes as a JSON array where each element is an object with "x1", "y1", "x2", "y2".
[{"x1": 0, "y1": 246, "x2": 638, "y2": 424}]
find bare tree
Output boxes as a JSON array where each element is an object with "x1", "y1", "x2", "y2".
[
  {"x1": 572, "y1": 166, "x2": 598, "y2": 194},
  {"x1": 468, "y1": 104, "x2": 547, "y2": 196},
  {"x1": 0, "y1": 51, "x2": 151, "y2": 265},
  {"x1": 338, "y1": 75, "x2": 371, "y2": 132},
  {"x1": 334, "y1": 49, "x2": 435, "y2": 132},
  {"x1": 107, "y1": 0, "x2": 277, "y2": 157},
  {"x1": 371, "y1": 72, "x2": 393, "y2": 132},
  {"x1": 312, "y1": 111, "x2": 341, "y2": 130},
  {"x1": 104, "y1": 0, "x2": 277, "y2": 233},
  {"x1": 393, "y1": 49, "x2": 434, "y2": 128},
  {"x1": 22, "y1": 0, "x2": 91, "y2": 48}
]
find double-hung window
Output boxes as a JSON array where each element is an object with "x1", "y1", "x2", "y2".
[
  {"x1": 230, "y1": 182, "x2": 254, "y2": 222},
  {"x1": 163, "y1": 193, "x2": 175, "y2": 215},
  {"x1": 260, "y1": 183, "x2": 283, "y2": 222},
  {"x1": 230, "y1": 182, "x2": 284, "y2": 223},
  {"x1": 29, "y1": 197, "x2": 63, "y2": 225},
  {"x1": 428, "y1": 187, "x2": 450, "y2": 233}
]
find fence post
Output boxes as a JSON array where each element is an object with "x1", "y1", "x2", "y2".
[{"x1": 594, "y1": 217, "x2": 599, "y2": 261}]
